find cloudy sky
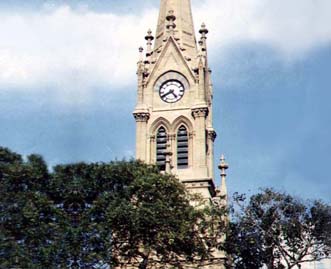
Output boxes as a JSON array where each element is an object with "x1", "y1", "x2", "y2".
[{"x1": 0, "y1": 0, "x2": 330, "y2": 202}]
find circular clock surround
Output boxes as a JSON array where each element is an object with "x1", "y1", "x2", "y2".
[
  {"x1": 159, "y1": 80, "x2": 185, "y2": 103},
  {"x1": 154, "y1": 71, "x2": 190, "y2": 103}
]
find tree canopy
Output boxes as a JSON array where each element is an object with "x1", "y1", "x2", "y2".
[
  {"x1": 0, "y1": 147, "x2": 225, "y2": 269},
  {"x1": 226, "y1": 189, "x2": 331, "y2": 269},
  {"x1": 2, "y1": 147, "x2": 330, "y2": 269}
]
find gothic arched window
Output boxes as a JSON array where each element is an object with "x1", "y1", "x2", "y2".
[
  {"x1": 177, "y1": 125, "x2": 189, "y2": 168},
  {"x1": 156, "y1": 126, "x2": 167, "y2": 171}
]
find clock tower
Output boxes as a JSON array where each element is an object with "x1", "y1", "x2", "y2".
[{"x1": 133, "y1": 0, "x2": 227, "y2": 267}]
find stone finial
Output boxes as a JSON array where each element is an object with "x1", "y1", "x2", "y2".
[
  {"x1": 145, "y1": 29, "x2": 154, "y2": 42},
  {"x1": 217, "y1": 154, "x2": 229, "y2": 199},
  {"x1": 199, "y1": 22, "x2": 209, "y2": 39},
  {"x1": 199, "y1": 23, "x2": 208, "y2": 55},
  {"x1": 138, "y1": 46, "x2": 144, "y2": 62},
  {"x1": 145, "y1": 29, "x2": 154, "y2": 55},
  {"x1": 218, "y1": 154, "x2": 229, "y2": 177},
  {"x1": 144, "y1": 29, "x2": 154, "y2": 63}
]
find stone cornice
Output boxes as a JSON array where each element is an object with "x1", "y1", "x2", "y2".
[
  {"x1": 191, "y1": 107, "x2": 209, "y2": 119},
  {"x1": 133, "y1": 112, "x2": 150, "y2": 122}
]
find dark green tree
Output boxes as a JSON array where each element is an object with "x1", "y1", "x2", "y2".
[
  {"x1": 0, "y1": 147, "x2": 63, "y2": 269},
  {"x1": 226, "y1": 189, "x2": 331, "y2": 269},
  {"x1": 1, "y1": 147, "x2": 227, "y2": 269},
  {"x1": 50, "y1": 161, "x2": 220, "y2": 269}
]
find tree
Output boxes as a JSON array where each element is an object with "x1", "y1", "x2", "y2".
[
  {"x1": 0, "y1": 147, "x2": 63, "y2": 269},
  {"x1": 50, "y1": 161, "x2": 223, "y2": 269},
  {"x1": 226, "y1": 189, "x2": 331, "y2": 269},
  {"x1": 1, "y1": 147, "x2": 227, "y2": 268}
]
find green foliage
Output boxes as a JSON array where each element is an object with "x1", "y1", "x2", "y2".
[
  {"x1": 0, "y1": 147, "x2": 62, "y2": 269},
  {"x1": 0, "y1": 147, "x2": 22, "y2": 165},
  {"x1": 226, "y1": 189, "x2": 331, "y2": 269},
  {"x1": 0, "y1": 147, "x2": 223, "y2": 269}
]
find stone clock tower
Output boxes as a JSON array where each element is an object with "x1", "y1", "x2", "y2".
[{"x1": 133, "y1": 0, "x2": 228, "y2": 267}]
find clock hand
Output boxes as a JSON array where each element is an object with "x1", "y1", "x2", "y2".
[
  {"x1": 161, "y1": 92, "x2": 172, "y2": 98},
  {"x1": 161, "y1": 89, "x2": 174, "y2": 98}
]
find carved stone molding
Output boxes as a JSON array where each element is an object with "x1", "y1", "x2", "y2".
[
  {"x1": 191, "y1": 107, "x2": 209, "y2": 119},
  {"x1": 212, "y1": 196, "x2": 223, "y2": 207},
  {"x1": 189, "y1": 131, "x2": 194, "y2": 139},
  {"x1": 207, "y1": 130, "x2": 217, "y2": 142},
  {"x1": 150, "y1": 135, "x2": 155, "y2": 142},
  {"x1": 133, "y1": 112, "x2": 150, "y2": 122},
  {"x1": 168, "y1": 134, "x2": 176, "y2": 141}
]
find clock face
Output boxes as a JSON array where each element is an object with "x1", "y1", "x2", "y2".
[{"x1": 159, "y1": 80, "x2": 185, "y2": 103}]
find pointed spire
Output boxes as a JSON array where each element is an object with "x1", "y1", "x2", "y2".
[{"x1": 154, "y1": 0, "x2": 198, "y2": 60}]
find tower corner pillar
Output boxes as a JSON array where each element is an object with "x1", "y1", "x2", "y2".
[
  {"x1": 191, "y1": 106, "x2": 209, "y2": 177},
  {"x1": 133, "y1": 110, "x2": 150, "y2": 162}
]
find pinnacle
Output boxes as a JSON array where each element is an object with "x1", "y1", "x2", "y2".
[{"x1": 218, "y1": 155, "x2": 229, "y2": 173}]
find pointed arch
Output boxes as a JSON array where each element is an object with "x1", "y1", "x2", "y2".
[
  {"x1": 150, "y1": 117, "x2": 171, "y2": 135},
  {"x1": 171, "y1": 115, "x2": 193, "y2": 133},
  {"x1": 172, "y1": 116, "x2": 193, "y2": 169},
  {"x1": 150, "y1": 117, "x2": 171, "y2": 171}
]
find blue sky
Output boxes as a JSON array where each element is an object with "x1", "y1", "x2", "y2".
[{"x1": 0, "y1": 0, "x2": 330, "y2": 202}]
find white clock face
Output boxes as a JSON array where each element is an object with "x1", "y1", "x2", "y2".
[{"x1": 159, "y1": 80, "x2": 185, "y2": 103}]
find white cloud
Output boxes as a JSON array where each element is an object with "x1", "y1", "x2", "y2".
[
  {"x1": 193, "y1": 0, "x2": 331, "y2": 57},
  {"x1": 0, "y1": 0, "x2": 330, "y2": 92},
  {"x1": 0, "y1": 5, "x2": 156, "y2": 91}
]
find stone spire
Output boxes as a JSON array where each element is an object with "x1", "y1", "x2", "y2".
[{"x1": 154, "y1": 0, "x2": 198, "y2": 61}]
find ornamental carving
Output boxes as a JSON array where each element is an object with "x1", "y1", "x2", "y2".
[
  {"x1": 168, "y1": 134, "x2": 176, "y2": 141},
  {"x1": 189, "y1": 131, "x2": 194, "y2": 139},
  {"x1": 207, "y1": 130, "x2": 217, "y2": 142},
  {"x1": 212, "y1": 196, "x2": 223, "y2": 208},
  {"x1": 191, "y1": 107, "x2": 209, "y2": 119},
  {"x1": 150, "y1": 135, "x2": 155, "y2": 142},
  {"x1": 133, "y1": 112, "x2": 150, "y2": 122}
]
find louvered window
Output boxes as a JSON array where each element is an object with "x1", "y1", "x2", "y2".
[
  {"x1": 156, "y1": 127, "x2": 167, "y2": 171},
  {"x1": 177, "y1": 125, "x2": 188, "y2": 168}
]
